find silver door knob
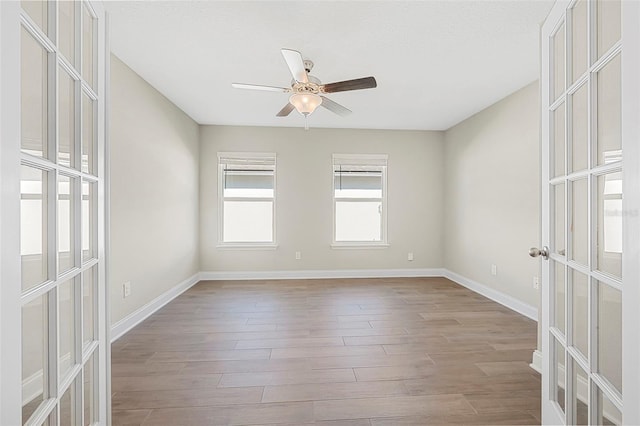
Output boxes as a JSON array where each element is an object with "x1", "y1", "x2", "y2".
[{"x1": 529, "y1": 246, "x2": 550, "y2": 260}]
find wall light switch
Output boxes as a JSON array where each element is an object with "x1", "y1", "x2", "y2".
[
  {"x1": 491, "y1": 264, "x2": 497, "y2": 276},
  {"x1": 407, "y1": 252, "x2": 414, "y2": 261},
  {"x1": 295, "y1": 251, "x2": 301, "y2": 260}
]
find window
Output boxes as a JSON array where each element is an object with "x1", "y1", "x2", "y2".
[
  {"x1": 218, "y1": 153, "x2": 276, "y2": 246},
  {"x1": 333, "y1": 154, "x2": 388, "y2": 246}
]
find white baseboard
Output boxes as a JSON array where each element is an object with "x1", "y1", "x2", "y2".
[
  {"x1": 442, "y1": 269, "x2": 538, "y2": 321},
  {"x1": 531, "y1": 349, "x2": 542, "y2": 373},
  {"x1": 199, "y1": 268, "x2": 446, "y2": 281},
  {"x1": 110, "y1": 273, "x2": 200, "y2": 342}
]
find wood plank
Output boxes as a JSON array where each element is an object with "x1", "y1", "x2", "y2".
[
  {"x1": 313, "y1": 394, "x2": 476, "y2": 421},
  {"x1": 140, "y1": 402, "x2": 314, "y2": 425},
  {"x1": 271, "y1": 345, "x2": 385, "y2": 359},
  {"x1": 235, "y1": 337, "x2": 344, "y2": 350},
  {"x1": 309, "y1": 353, "x2": 433, "y2": 370},
  {"x1": 262, "y1": 380, "x2": 409, "y2": 403},
  {"x1": 149, "y1": 349, "x2": 271, "y2": 362},
  {"x1": 112, "y1": 386, "x2": 264, "y2": 410},
  {"x1": 111, "y1": 374, "x2": 221, "y2": 392},
  {"x1": 218, "y1": 368, "x2": 356, "y2": 387}
]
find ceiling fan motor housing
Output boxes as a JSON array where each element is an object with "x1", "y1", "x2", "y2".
[{"x1": 292, "y1": 75, "x2": 322, "y2": 94}]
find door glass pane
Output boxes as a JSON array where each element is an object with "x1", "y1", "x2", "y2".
[
  {"x1": 596, "y1": 55, "x2": 621, "y2": 166},
  {"x1": 82, "y1": 267, "x2": 96, "y2": 346},
  {"x1": 552, "y1": 335, "x2": 566, "y2": 413},
  {"x1": 571, "y1": 83, "x2": 588, "y2": 172},
  {"x1": 596, "y1": 386, "x2": 621, "y2": 426},
  {"x1": 553, "y1": 23, "x2": 565, "y2": 101},
  {"x1": 22, "y1": 1, "x2": 48, "y2": 35},
  {"x1": 596, "y1": 172, "x2": 622, "y2": 278},
  {"x1": 554, "y1": 262, "x2": 566, "y2": 334},
  {"x1": 21, "y1": 27, "x2": 48, "y2": 159},
  {"x1": 597, "y1": 281, "x2": 622, "y2": 393},
  {"x1": 553, "y1": 105, "x2": 565, "y2": 177},
  {"x1": 83, "y1": 352, "x2": 96, "y2": 426},
  {"x1": 58, "y1": 68, "x2": 75, "y2": 168},
  {"x1": 58, "y1": 1, "x2": 75, "y2": 65},
  {"x1": 571, "y1": 357, "x2": 589, "y2": 425},
  {"x1": 59, "y1": 379, "x2": 78, "y2": 425},
  {"x1": 571, "y1": 0, "x2": 588, "y2": 82},
  {"x1": 82, "y1": 4, "x2": 95, "y2": 88},
  {"x1": 81, "y1": 93, "x2": 94, "y2": 174},
  {"x1": 597, "y1": 0, "x2": 621, "y2": 58},
  {"x1": 58, "y1": 175, "x2": 75, "y2": 274},
  {"x1": 570, "y1": 179, "x2": 588, "y2": 265},
  {"x1": 82, "y1": 181, "x2": 96, "y2": 261},
  {"x1": 59, "y1": 279, "x2": 76, "y2": 381},
  {"x1": 22, "y1": 293, "x2": 49, "y2": 424},
  {"x1": 554, "y1": 183, "x2": 565, "y2": 256},
  {"x1": 21, "y1": 166, "x2": 49, "y2": 291},
  {"x1": 571, "y1": 269, "x2": 589, "y2": 358}
]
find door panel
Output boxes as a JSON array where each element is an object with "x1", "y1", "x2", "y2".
[
  {"x1": 542, "y1": 0, "x2": 635, "y2": 424},
  {"x1": 540, "y1": 0, "x2": 638, "y2": 424},
  {"x1": 0, "y1": 1, "x2": 108, "y2": 424}
]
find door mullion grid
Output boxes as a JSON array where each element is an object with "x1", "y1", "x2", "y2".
[
  {"x1": 50, "y1": 284, "x2": 60, "y2": 414},
  {"x1": 585, "y1": 69, "x2": 594, "y2": 426},
  {"x1": 586, "y1": 2, "x2": 597, "y2": 415},
  {"x1": 564, "y1": 7, "x2": 576, "y2": 425},
  {"x1": 74, "y1": 272, "x2": 83, "y2": 424}
]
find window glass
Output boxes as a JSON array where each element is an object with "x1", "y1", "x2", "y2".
[
  {"x1": 333, "y1": 155, "x2": 387, "y2": 244},
  {"x1": 219, "y1": 154, "x2": 275, "y2": 244}
]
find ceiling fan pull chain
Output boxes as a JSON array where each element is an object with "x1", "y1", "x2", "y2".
[{"x1": 304, "y1": 115, "x2": 309, "y2": 131}]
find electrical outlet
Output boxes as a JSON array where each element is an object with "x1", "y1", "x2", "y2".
[
  {"x1": 407, "y1": 252, "x2": 414, "y2": 261},
  {"x1": 491, "y1": 264, "x2": 497, "y2": 276},
  {"x1": 533, "y1": 276, "x2": 540, "y2": 290},
  {"x1": 295, "y1": 251, "x2": 301, "y2": 260},
  {"x1": 123, "y1": 281, "x2": 131, "y2": 298}
]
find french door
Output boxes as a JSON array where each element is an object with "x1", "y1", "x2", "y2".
[
  {"x1": 540, "y1": 0, "x2": 640, "y2": 424},
  {"x1": 0, "y1": 1, "x2": 109, "y2": 425}
]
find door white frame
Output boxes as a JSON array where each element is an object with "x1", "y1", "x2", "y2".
[
  {"x1": 0, "y1": 2, "x2": 25, "y2": 425},
  {"x1": 621, "y1": 1, "x2": 640, "y2": 423},
  {"x1": 540, "y1": 4, "x2": 569, "y2": 423}
]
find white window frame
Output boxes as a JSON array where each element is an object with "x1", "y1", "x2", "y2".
[
  {"x1": 217, "y1": 152, "x2": 277, "y2": 249},
  {"x1": 331, "y1": 153, "x2": 389, "y2": 249}
]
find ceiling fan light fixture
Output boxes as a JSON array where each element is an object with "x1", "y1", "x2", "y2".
[{"x1": 289, "y1": 93, "x2": 322, "y2": 116}]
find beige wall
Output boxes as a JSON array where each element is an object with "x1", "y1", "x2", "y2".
[
  {"x1": 109, "y1": 55, "x2": 200, "y2": 325},
  {"x1": 200, "y1": 126, "x2": 445, "y2": 273},
  {"x1": 444, "y1": 81, "x2": 541, "y2": 309}
]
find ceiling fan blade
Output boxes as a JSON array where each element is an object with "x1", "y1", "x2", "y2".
[
  {"x1": 281, "y1": 49, "x2": 309, "y2": 83},
  {"x1": 322, "y1": 76, "x2": 377, "y2": 93},
  {"x1": 276, "y1": 103, "x2": 296, "y2": 117},
  {"x1": 320, "y1": 96, "x2": 352, "y2": 117},
  {"x1": 232, "y1": 83, "x2": 290, "y2": 92}
]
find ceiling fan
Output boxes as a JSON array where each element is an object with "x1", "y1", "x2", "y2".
[{"x1": 232, "y1": 48, "x2": 377, "y2": 127}]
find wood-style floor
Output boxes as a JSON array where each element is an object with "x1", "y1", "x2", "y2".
[{"x1": 111, "y1": 277, "x2": 541, "y2": 425}]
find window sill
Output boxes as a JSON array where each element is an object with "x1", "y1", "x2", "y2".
[
  {"x1": 331, "y1": 243, "x2": 390, "y2": 250},
  {"x1": 216, "y1": 243, "x2": 278, "y2": 250}
]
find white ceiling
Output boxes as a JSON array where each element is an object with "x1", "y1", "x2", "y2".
[{"x1": 105, "y1": 1, "x2": 553, "y2": 131}]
